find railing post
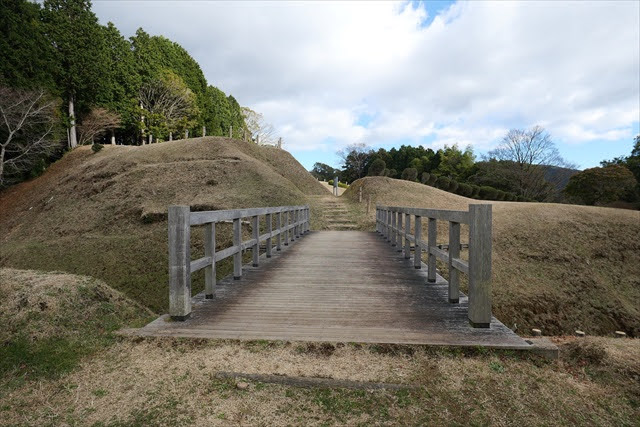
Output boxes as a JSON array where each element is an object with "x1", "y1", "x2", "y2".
[
  {"x1": 233, "y1": 217, "x2": 242, "y2": 279},
  {"x1": 204, "y1": 222, "x2": 216, "y2": 299},
  {"x1": 396, "y1": 211, "x2": 403, "y2": 252},
  {"x1": 391, "y1": 210, "x2": 397, "y2": 247},
  {"x1": 448, "y1": 222, "x2": 460, "y2": 303},
  {"x1": 276, "y1": 211, "x2": 282, "y2": 250},
  {"x1": 469, "y1": 204, "x2": 492, "y2": 328},
  {"x1": 404, "y1": 213, "x2": 410, "y2": 259},
  {"x1": 414, "y1": 215, "x2": 421, "y2": 269},
  {"x1": 252, "y1": 215, "x2": 259, "y2": 266},
  {"x1": 386, "y1": 209, "x2": 392, "y2": 241},
  {"x1": 284, "y1": 209, "x2": 290, "y2": 246},
  {"x1": 169, "y1": 205, "x2": 191, "y2": 320},
  {"x1": 427, "y1": 218, "x2": 437, "y2": 283},
  {"x1": 266, "y1": 213, "x2": 273, "y2": 258},
  {"x1": 376, "y1": 208, "x2": 379, "y2": 233}
]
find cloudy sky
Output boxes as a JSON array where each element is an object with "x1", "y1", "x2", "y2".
[{"x1": 93, "y1": 0, "x2": 640, "y2": 170}]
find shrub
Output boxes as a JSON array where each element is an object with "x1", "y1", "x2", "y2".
[
  {"x1": 457, "y1": 183, "x2": 472, "y2": 197},
  {"x1": 386, "y1": 168, "x2": 397, "y2": 178},
  {"x1": 505, "y1": 193, "x2": 517, "y2": 201},
  {"x1": 470, "y1": 185, "x2": 481, "y2": 198},
  {"x1": 421, "y1": 172, "x2": 431, "y2": 184},
  {"x1": 91, "y1": 143, "x2": 103, "y2": 153},
  {"x1": 401, "y1": 168, "x2": 418, "y2": 181},
  {"x1": 495, "y1": 190, "x2": 507, "y2": 201},
  {"x1": 436, "y1": 176, "x2": 451, "y2": 191},
  {"x1": 368, "y1": 158, "x2": 386, "y2": 176},
  {"x1": 564, "y1": 165, "x2": 638, "y2": 205},
  {"x1": 516, "y1": 195, "x2": 527, "y2": 202},
  {"x1": 449, "y1": 180, "x2": 459, "y2": 193},
  {"x1": 479, "y1": 186, "x2": 498, "y2": 200}
]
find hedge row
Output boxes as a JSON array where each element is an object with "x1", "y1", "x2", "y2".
[
  {"x1": 420, "y1": 172, "x2": 528, "y2": 202},
  {"x1": 328, "y1": 179, "x2": 349, "y2": 189}
]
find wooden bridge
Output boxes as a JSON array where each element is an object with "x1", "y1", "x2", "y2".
[{"x1": 138, "y1": 203, "x2": 530, "y2": 349}]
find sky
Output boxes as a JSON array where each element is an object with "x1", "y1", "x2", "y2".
[{"x1": 92, "y1": 0, "x2": 640, "y2": 171}]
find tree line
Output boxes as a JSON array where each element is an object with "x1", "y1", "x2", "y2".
[
  {"x1": 312, "y1": 127, "x2": 639, "y2": 208},
  {"x1": 0, "y1": 0, "x2": 277, "y2": 186}
]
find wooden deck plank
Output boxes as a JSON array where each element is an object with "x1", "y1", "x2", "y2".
[{"x1": 137, "y1": 231, "x2": 530, "y2": 349}]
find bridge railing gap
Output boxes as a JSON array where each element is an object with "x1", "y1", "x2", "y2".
[
  {"x1": 376, "y1": 204, "x2": 493, "y2": 328},
  {"x1": 168, "y1": 204, "x2": 311, "y2": 320}
]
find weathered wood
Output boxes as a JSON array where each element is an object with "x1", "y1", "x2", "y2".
[
  {"x1": 190, "y1": 205, "x2": 307, "y2": 225},
  {"x1": 276, "y1": 212, "x2": 282, "y2": 250},
  {"x1": 429, "y1": 246, "x2": 449, "y2": 262},
  {"x1": 396, "y1": 212, "x2": 403, "y2": 252},
  {"x1": 391, "y1": 211, "x2": 397, "y2": 247},
  {"x1": 427, "y1": 217, "x2": 437, "y2": 283},
  {"x1": 377, "y1": 205, "x2": 470, "y2": 224},
  {"x1": 169, "y1": 206, "x2": 191, "y2": 320},
  {"x1": 468, "y1": 204, "x2": 492, "y2": 328},
  {"x1": 404, "y1": 213, "x2": 411, "y2": 259},
  {"x1": 414, "y1": 216, "x2": 421, "y2": 269},
  {"x1": 233, "y1": 217, "x2": 242, "y2": 279},
  {"x1": 252, "y1": 215, "x2": 259, "y2": 267},
  {"x1": 284, "y1": 209, "x2": 290, "y2": 246},
  {"x1": 144, "y1": 231, "x2": 526, "y2": 349},
  {"x1": 204, "y1": 222, "x2": 216, "y2": 299},
  {"x1": 266, "y1": 213, "x2": 273, "y2": 258},
  {"x1": 448, "y1": 222, "x2": 460, "y2": 303},
  {"x1": 451, "y1": 257, "x2": 469, "y2": 274}
]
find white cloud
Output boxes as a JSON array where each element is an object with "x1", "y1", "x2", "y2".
[{"x1": 93, "y1": 0, "x2": 640, "y2": 158}]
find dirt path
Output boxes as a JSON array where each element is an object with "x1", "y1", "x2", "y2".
[{"x1": 318, "y1": 180, "x2": 346, "y2": 196}]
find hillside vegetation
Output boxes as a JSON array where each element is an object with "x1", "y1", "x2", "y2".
[
  {"x1": 0, "y1": 137, "x2": 326, "y2": 311},
  {"x1": 345, "y1": 177, "x2": 640, "y2": 337}
]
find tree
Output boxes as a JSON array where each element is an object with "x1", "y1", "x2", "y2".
[
  {"x1": 242, "y1": 107, "x2": 276, "y2": 144},
  {"x1": 564, "y1": 165, "x2": 637, "y2": 205},
  {"x1": 337, "y1": 143, "x2": 373, "y2": 183},
  {"x1": 77, "y1": 107, "x2": 121, "y2": 145},
  {"x1": 368, "y1": 158, "x2": 386, "y2": 176},
  {"x1": 310, "y1": 162, "x2": 340, "y2": 181},
  {"x1": 401, "y1": 167, "x2": 418, "y2": 181},
  {"x1": 139, "y1": 71, "x2": 197, "y2": 140},
  {"x1": 434, "y1": 144, "x2": 475, "y2": 181},
  {"x1": 42, "y1": 0, "x2": 108, "y2": 149},
  {"x1": 0, "y1": 0, "x2": 57, "y2": 91},
  {"x1": 0, "y1": 87, "x2": 61, "y2": 186},
  {"x1": 487, "y1": 126, "x2": 572, "y2": 200}
]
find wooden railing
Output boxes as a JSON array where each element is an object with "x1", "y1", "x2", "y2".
[
  {"x1": 376, "y1": 204, "x2": 492, "y2": 328},
  {"x1": 168, "y1": 205, "x2": 310, "y2": 320}
]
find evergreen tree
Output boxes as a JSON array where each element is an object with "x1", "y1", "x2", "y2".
[{"x1": 42, "y1": 0, "x2": 108, "y2": 148}]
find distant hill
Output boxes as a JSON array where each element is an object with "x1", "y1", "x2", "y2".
[
  {"x1": 0, "y1": 137, "x2": 326, "y2": 311},
  {"x1": 544, "y1": 165, "x2": 579, "y2": 191}
]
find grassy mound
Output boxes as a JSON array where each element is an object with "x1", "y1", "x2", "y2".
[
  {"x1": 0, "y1": 138, "x2": 326, "y2": 312},
  {"x1": 0, "y1": 268, "x2": 151, "y2": 386},
  {"x1": 345, "y1": 177, "x2": 640, "y2": 337}
]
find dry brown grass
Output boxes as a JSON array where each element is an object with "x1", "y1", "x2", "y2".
[
  {"x1": 344, "y1": 177, "x2": 640, "y2": 337},
  {"x1": 0, "y1": 138, "x2": 326, "y2": 312},
  {"x1": 1, "y1": 334, "x2": 638, "y2": 426}
]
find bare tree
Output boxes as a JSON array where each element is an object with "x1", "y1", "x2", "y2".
[
  {"x1": 139, "y1": 72, "x2": 197, "y2": 140},
  {"x1": 77, "y1": 107, "x2": 121, "y2": 146},
  {"x1": 337, "y1": 142, "x2": 372, "y2": 182},
  {"x1": 487, "y1": 125, "x2": 574, "y2": 200},
  {"x1": 242, "y1": 107, "x2": 277, "y2": 145},
  {"x1": 0, "y1": 86, "x2": 61, "y2": 186}
]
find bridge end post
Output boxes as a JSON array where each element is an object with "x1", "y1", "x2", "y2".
[
  {"x1": 169, "y1": 205, "x2": 192, "y2": 320},
  {"x1": 468, "y1": 204, "x2": 492, "y2": 328},
  {"x1": 252, "y1": 215, "x2": 259, "y2": 267},
  {"x1": 448, "y1": 221, "x2": 460, "y2": 303},
  {"x1": 396, "y1": 212, "x2": 403, "y2": 252},
  {"x1": 233, "y1": 217, "x2": 242, "y2": 279},
  {"x1": 404, "y1": 213, "x2": 411, "y2": 259},
  {"x1": 266, "y1": 213, "x2": 273, "y2": 257},
  {"x1": 276, "y1": 212, "x2": 282, "y2": 250}
]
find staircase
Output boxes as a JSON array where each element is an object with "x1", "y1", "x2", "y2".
[{"x1": 317, "y1": 196, "x2": 358, "y2": 230}]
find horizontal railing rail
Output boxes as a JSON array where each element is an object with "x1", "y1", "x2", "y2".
[
  {"x1": 376, "y1": 204, "x2": 492, "y2": 328},
  {"x1": 169, "y1": 204, "x2": 310, "y2": 320}
]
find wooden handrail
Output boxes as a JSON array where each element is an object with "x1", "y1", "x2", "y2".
[
  {"x1": 376, "y1": 203, "x2": 492, "y2": 328},
  {"x1": 169, "y1": 204, "x2": 310, "y2": 320}
]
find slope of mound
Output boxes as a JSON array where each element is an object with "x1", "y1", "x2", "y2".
[
  {"x1": 0, "y1": 138, "x2": 326, "y2": 311},
  {"x1": 345, "y1": 177, "x2": 640, "y2": 337},
  {"x1": 0, "y1": 268, "x2": 150, "y2": 382}
]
